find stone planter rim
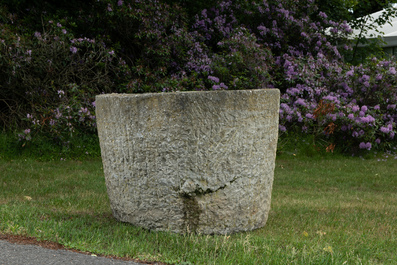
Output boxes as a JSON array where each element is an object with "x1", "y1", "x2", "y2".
[{"x1": 96, "y1": 88, "x2": 279, "y2": 98}]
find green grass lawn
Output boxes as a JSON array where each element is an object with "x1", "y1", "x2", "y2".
[{"x1": 0, "y1": 154, "x2": 396, "y2": 264}]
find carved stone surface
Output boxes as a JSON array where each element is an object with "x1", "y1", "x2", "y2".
[{"x1": 96, "y1": 89, "x2": 280, "y2": 234}]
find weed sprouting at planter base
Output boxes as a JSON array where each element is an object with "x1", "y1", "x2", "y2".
[{"x1": 96, "y1": 89, "x2": 280, "y2": 234}]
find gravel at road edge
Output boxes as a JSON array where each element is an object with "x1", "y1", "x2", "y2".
[{"x1": 0, "y1": 234, "x2": 166, "y2": 265}]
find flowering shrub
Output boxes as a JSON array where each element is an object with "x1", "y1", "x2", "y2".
[
  {"x1": 18, "y1": 83, "x2": 98, "y2": 145},
  {"x1": 1, "y1": 0, "x2": 397, "y2": 153},
  {"x1": 229, "y1": 0, "x2": 396, "y2": 152},
  {"x1": 0, "y1": 12, "x2": 130, "y2": 145},
  {"x1": 278, "y1": 54, "x2": 397, "y2": 152}
]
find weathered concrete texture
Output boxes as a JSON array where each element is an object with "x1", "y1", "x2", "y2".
[{"x1": 96, "y1": 89, "x2": 280, "y2": 234}]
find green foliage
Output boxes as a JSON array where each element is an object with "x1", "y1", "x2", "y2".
[
  {"x1": 315, "y1": 0, "x2": 397, "y2": 64},
  {"x1": 314, "y1": 0, "x2": 354, "y2": 22},
  {"x1": 350, "y1": 0, "x2": 392, "y2": 19},
  {"x1": 349, "y1": 4, "x2": 397, "y2": 64},
  {"x1": 277, "y1": 132, "x2": 335, "y2": 158},
  {"x1": 210, "y1": 27, "x2": 273, "y2": 89},
  {"x1": 0, "y1": 7, "x2": 131, "y2": 144},
  {"x1": 0, "y1": 131, "x2": 21, "y2": 159},
  {"x1": 1, "y1": 0, "x2": 397, "y2": 155},
  {"x1": 0, "y1": 130, "x2": 101, "y2": 161}
]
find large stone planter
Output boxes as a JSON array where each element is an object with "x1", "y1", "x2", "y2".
[{"x1": 96, "y1": 89, "x2": 280, "y2": 234}]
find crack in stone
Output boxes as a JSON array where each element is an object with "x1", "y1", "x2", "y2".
[
  {"x1": 179, "y1": 176, "x2": 239, "y2": 197},
  {"x1": 179, "y1": 176, "x2": 240, "y2": 233}
]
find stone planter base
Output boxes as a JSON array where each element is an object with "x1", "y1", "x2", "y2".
[{"x1": 96, "y1": 89, "x2": 280, "y2": 234}]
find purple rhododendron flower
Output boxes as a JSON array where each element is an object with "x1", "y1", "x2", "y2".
[
  {"x1": 287, "y1": 87, "x2": 300, "y2": 96},
  {"x1": 218, "y1": 83, "x2": 228, "y2": 89},
  {"x1": 279, "y1": 125, "x2": 287, "y2": 132},
  {"x1": 295, "y1": 98, "x2": 306, "y2": 107},
  {"x1": 118, "y1": 0, "x2": 123, "y2": 6},
  {"x1": 389, "y1": 67, "x2": 396, "y2": 75},
  {"x1": 361, "y1": 115, "x2": 375, "y2": 123},
  {"x1": 348, "y1": 114, "x2": 354, "y2": 119},
  {"x1": 70, "y1": 46, "x2": 77, "y2": 54},
  {"x1": 258, "y1": 25, "x2": 269, "y2": 35},
  {"x1": 359, "y1": 142, "x2": 371, "y2": 150},
  {"x1": 301, "y1": 32, "x2": 309, "y2": 38},
  {"x1": 329, "y1": 114, "x2": 337, "y2": 121},
  {"x1": 374, "y1": 105, "x2": 380, "y2": 110},
  {"x1": 362, "y1": 75, "x2": 370, "y2": 81},
  {"x1": 346, "y1": 69, "x2": 354, "y2": 77},
  {"x1": 323, "y1": 95, "x2": 340, "y2": 104},
  {"x1": 319, "y1": 11, "x2": 328, "y2": 19},
  {"x1": 298, "y1": 116, "x2": 303, "y2": 122},
  {"x1": 208, "y1": 76, "x2": 220, "y2": 83},
  {"x1": 80, "y1": 107, "x2": 88, "y2": 114},
  {"x1": 366, "y1": 142, "x2": 372, "y2": 150},
  {"x1": 380, "y1": 126, "x2": 389, "y2": 133},
  {"x1": 330, "y1": 28, "x2": 338, "y2": 34},
  {"x1": 280, "y1": 103, "x2": 289, "y2": 110},
  {"x1": 352, "y1": 105, "x2": 359, "y2": 112},
  {"x1": 375, "y1": 138, "x2": 381, "y2": 144}
]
